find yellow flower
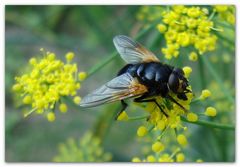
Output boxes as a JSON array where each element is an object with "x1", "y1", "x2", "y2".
[
  {"x1": 73, "y1": 96, "x2": 81, "y2": 104},
  {"x1": 12, "y1": 50, "x2": 85, "y2": 120},
  {"x1": 177, "y1": 32, "x2": 190, "y2": 47},
  {"x1": 157, "y1": 24, "x2": 167, "y2": 33},
  {"x1": 132, "y1": 157, "x2": 141, "y2": 162},
  {"x1": 177, "y1": 134, "x2": 188, "y2": 146},
  {"x1": 147, "y1": 155, "x2": 156, "y2": 162},
  {"x1": 176, "y1": 153, "x2": 185, "y2": 162},
  {"x1": 187, "y1": 112, "x2": 198, "y2": 122},
  {"x1": 158, "y1": 153, "x2": 174, "y2": 162},
  {"x1": 187, "y1": 7, "x2": 201, "y2": 18},
  {"x1": 182, "y1": 66, "x2": 192, "y2": 78},
  {"x1": 214, "y1": 5, "x2": 228, "y2": 13},
  {"x1": 189, "y1": 52, "x2": 198, "y2": 61},
  {"x1": 200, "y1": 89, "x2": 211, "y2": 100},
  {"x1": 137, "y1": 126, "x2": 148, "y2": 137},
  {"x1": 65, "y1": 52, "x2": 75, "y2": 62},
  {"x1": 78, "y1": 72, "x2": 87, "y2": 81},
  {"x1": 205, "y1": 107, "x2": 217, "y2": 117},
  {"x1": 23, "y1": 95, "x2": 32, "y2": 104},
  {"x1": 47, "y1": 112, "x2": 56, "y2": 122},
  {"x1": 59, "y1": 103, "x2": 68, "y2": 113},
  {"x1": 152, "y1": 141, "x2": 165, "y2": 153}
]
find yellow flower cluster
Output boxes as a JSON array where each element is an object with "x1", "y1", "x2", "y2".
[
  {"x1": 134, "y1": 67, "x2": 193, "y2": 134},
  {"x1": 214, "y1": 5, "x2": 235, "y2": 25},
  {"x1": 12, "y1": 49, "x2": 87, "y2": 121},
  {"x1": 132, "y1": 147, "x2": 189, "y2": 162},
  {"x1": 158, "y1": 6, "x2": 218, "y2": 59},
  {"x1": 53, "y1": 132, "x2": 112, "y2": 162}
]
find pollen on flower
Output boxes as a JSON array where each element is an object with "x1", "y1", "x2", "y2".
[
  {"x1": 200, "y1": 89, "x2": 211, "y2": 100},
  {"x1": 182, "y1": 66, "x2": 192, "y2": 78},
  {"x1": 187, "y1": 112, "x2": 198, "y2": 122},
  {"x1": 205, "y1": 107, "x2": 217, "y2": 117},
  {"x1": 152, "y1": 141, "x2": 165, "y2": 153},
  {"x1": 59, "y1": 103, "x2": 68, "y2": 113},
  {"x1": 177, "y1": 134, "x2": 188, "y2": 146},
  {"x1": 78, "y1": 72, "x2": 87, "y2": 81},
  {"x1": 117, "y1": 111, "x2": 129, "y2": 121},
  {"x1": 47, "y1": 112, "x2": 56, "y2": 122},
  {"x1": 137, "y1": 126, "x2": 148, "y2": 137}
]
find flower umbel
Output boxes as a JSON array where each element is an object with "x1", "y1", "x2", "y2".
[{"x1": 12, "y1": 49, "x2": 87, "y2": 121}]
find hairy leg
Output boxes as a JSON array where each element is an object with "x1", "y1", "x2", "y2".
[
  {"x1": 134, "y1": 95, "x2": 168, "y2": 117},
  {"x1": 115, "y1": 100, "x2": 128, "y2": 120}
]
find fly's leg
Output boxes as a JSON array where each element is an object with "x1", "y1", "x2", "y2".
[
  {"x1": 115, "y1": 100, "x2": 128, "y2": 120},
  {"x1": 134, "y1": 96, "x2": 168, "y2": 117},
  {"x1": 166, "y1": 95, "x2": 188, "y2": 112}
]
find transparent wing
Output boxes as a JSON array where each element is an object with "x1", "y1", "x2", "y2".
[
  {"x1": 113, "y1": 35, "x2": 160, "y2": 64},
  {"x1": 79, "y1": 73, "x2": 147, "y2": 107}
]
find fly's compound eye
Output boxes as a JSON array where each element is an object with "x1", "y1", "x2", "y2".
[{"x1": 168, "y1": 73, "x2": 179, "y2": 93}]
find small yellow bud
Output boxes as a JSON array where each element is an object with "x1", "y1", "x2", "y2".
[
  {"x1": 23, "y1": 95, "x2": 32, "y2": 104},
  {"x1": 187, "y1": 112, "x2": 198, "y2": 122},
  {"x1": 196, "y1": 159, "x2": 203, "y2": 162},
  {"x1": 12, "y1": 84, "x2": 21, "y2": 92},
  {"x1": 117, "y1": 111, "x2": 129, "y2": 121},
  {"x1": 182, "y1": 66, "x2": 192, "y2": 78},
  {"x1": 73, "y1": 96, "x2": 81, "y2": 104},
  {"x1": 189, "y1": 52, "x2": 198, "y2": 61},
  {"x1": 29, "y1": 58, "x2": 37, "y2": 65},
  {"x1": 47, "y1": 112, "x2": 55, "y2": 122},
  {"x1": 78, "y1": 72, "x2": 87, "y2": 81},
  {"x1": 59, "y1": 103, "x2": 68, "y2": 113},
  {"x1": 157, "y1": 24, "x2": 167, "y2": 33},
  {"x1": 205, "y1": 107, "x2": 217, "y2": 117},
  {"x1": 147, "y1": 155, "x2": 156, "y2": 162},
  {"x1": 177, "y1": 134, "x2": 188, "y2": 146},
  {"x1": 200, "y1": 89, "x2": 211, "y2": 100},
  {"x1": 39, "y1": 48, "x2": 44, "y2": 52},
  {"x1": 176, "y1": 153, "x2": 185, "y2": 162},
  {"x1": 152, "y1": 141, "x2": 165, "y2": 153},
  {"x1": 132, "y1": 157, "x2": 141, "y2": 162},
  {"x1": 137, "y1": 126, "x2": 148, "y2": 137},
  {"x1": 47, "y1": 53, "x2": 56, "y2": 61},
  {"x1": 157, "y1": 120, "x2": 166, "y2": 130},
  {"x1": 65, "y1": 52, "x2": 75, "y2": 62}
]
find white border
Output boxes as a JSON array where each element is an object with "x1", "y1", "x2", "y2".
[{"x1": 1, "y1": 0, "x2": 239, "y2": 167}]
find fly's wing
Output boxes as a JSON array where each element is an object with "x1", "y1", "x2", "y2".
[
  {"x1": 113, "y1": 35, "x2": 160, "y2": 64},
  {"x1": 79, "y1": 73, "x2": 147, "y2": 107}
]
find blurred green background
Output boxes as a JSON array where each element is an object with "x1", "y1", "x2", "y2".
[{"x1": 5, "y1": 5, "x2": 235, "y2": 162}]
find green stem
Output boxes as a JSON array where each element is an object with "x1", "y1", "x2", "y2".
[
  {"x1": 128, "y1": 115, "x2": 149, "y2": 121},
  {"x1": 180, "y1": 116, "x2": 235, "y2": 130},
  {"x1": 208, "y1": 10, "x2": 216, "y2": 21},
  {"x1": 214, "y1": 32, "x2": 235, "y2": 46},
  {"x1": 198, "y1": 57, "x2": 206, "y2": 89},
  {"x1": 200, "y1": 56, "x2": 234, "y2": 104}
]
